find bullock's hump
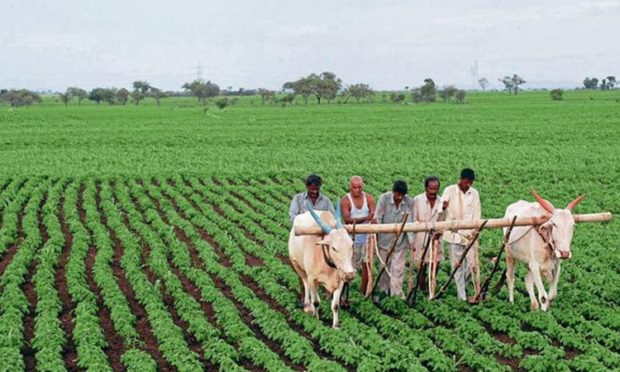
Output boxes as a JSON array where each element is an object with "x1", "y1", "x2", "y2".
[{"x1": 505, "y1": 200, "x2": 548, "y2": 218}]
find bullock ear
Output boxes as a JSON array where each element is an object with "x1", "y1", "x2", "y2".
[
  {"x1": 566, "y1": 194, "x2": 586, "y2": 211},
  {"x1": 316, "y1": 239, "x2": 328, "y2": 246},
  {"x1": 531, "y1": 189, "x2": 555, "y2": 214},
  {"x1": 538, "y1": 222, "x2": 552, "y2": 234}
]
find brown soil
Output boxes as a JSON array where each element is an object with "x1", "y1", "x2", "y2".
[
  {"x1": 211, "y1": 177, "x2": 223, "y2": 187},
  {"x1": 0, "y1": 212, "x2": 24, "y2": 277},
  {"x1": 78, "y1": 183, "x2": 126, "y2": 372},
  {"x1": 95, "y1": 183, "x2": 173, "y2": 370},
  {"x1": 23, "y1": 191, "x2": 50, "y2": 371},
  {"x1": 57, "y1": 194, "x2": 79, "y2": 371},
  {"x1": 112, "y1": 183, "x2": 207, "y2": 367},
  {"x1": 150, "y1": 188, "x2": 306, "y2": 371}
]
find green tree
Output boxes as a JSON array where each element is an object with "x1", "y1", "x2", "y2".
[
  {"x1": 116, "y1": 88, "x2": 129, "y2": 105},
  {"x1": 550, "y1": 89, "x2": 563, "y2": 101},
  {"x1": 583, "y1": 77, "x2": 599, "y2": 89},
  {"x1": 67, "y1": 87, "x2": 87, "y2": 105},
  {"x1": 347, "y1": 83, "x2": 373, "y2": 103},
  {"x1": 257, "y1": 88, "x2": 275, "y2": 105},
  {"x1": 0, "y1": 89, "x2": 42, "y2": 107},
  {"x1": 88, "y1": 88, "x2": 106, "y2": 104},
  {"x1": 149, "y1": 87, "x2": 167, "y2": 106},
  {"x1": 59, "y1": 92, "x2": 71, "y2": 106},
  {"x1": 420, "y1": 78, "x2": 437, "y2": 102},
  {"x1": 182, "y1": 80, "x2": 220, "y2": 104},
  {"x1": 455, "y1": 90, "x2": 466, "y2": 103},
  {"x1": 439, "y1": 85, "x2": 457, "y2": 102},
  {"x1": 511, "y1": 74, "x2": 526, "y2": 95}
]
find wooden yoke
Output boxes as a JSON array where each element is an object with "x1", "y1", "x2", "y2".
[{"x1": 295, "y1": 212, "x2": 612, "y2": 236}]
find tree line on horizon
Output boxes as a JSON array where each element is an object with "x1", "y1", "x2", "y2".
[{"x1": 0, "y1": 73, "x2": 616, "y2": 107}]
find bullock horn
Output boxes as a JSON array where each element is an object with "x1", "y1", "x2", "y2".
[
  {"x1": 566, "y1": 194, "x2": 586, "y2": 211},
  {"x1": 305, "y1": 200, "x2": 332, "y2": 234},
  {"x1": 531, "y1": 189, "x2": 555, "y2": 214},
  {"x1": 334, "y1": 200, "x2": 344, "y2": 229}
]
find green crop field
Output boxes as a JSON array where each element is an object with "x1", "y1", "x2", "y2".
[{"x1": 0, "y1": 90, "x2": 618, "y2": 371}]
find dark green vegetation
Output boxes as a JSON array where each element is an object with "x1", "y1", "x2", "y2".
[{"x1": 0, "y1": 90, "x2": 618, "y2": 371}]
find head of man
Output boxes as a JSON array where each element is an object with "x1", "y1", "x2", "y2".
[
  {"x1": 392, "y1": 180, "x2": 408, "y2": 204},
  {"x1": 306, "y1": 174, "x2": 322, "y2": 199},
  {"x1": 458, "y1": 168, "x2": 475, "y2": 193},
  {"x1": 424, "y1": 176, "x2": 440, "y2": 201},
  {"x1": 349, "y1": 176, "x2": 364, "y2": 198}
]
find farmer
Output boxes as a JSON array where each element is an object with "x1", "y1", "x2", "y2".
[
  {"x1": 289, "y1": 174, "x2": 336, "y2": 306},
  {"x1": 374, "y1": 180, "x2": 415, "y2": 298},
  {"x1": 410, "y1": 176, "x2": 444, "y2": 293},
  {"x1": 289, "y1": 174, "x2": 335, "y2": 223},
  {"x1": 340, "y1": 176, "x2": 375, "y2": 293},
  {"x1": 441, "y1": 168, "x2": 482, "y2": 301}
]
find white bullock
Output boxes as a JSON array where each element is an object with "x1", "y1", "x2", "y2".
[
  {"x1": 504, "y1": 189, "x2": 585, "y2": 311},
  {"x1": 288, "y1": 202, "x2": 355, "y2": 328}
]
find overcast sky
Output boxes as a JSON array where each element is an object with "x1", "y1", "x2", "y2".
[{"x1": 1, "y1": 0, "x2": 618, "y2": 91}]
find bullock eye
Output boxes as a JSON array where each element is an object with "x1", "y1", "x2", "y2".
[{"x1": 331, "y1": 246, "x2": 339, "y2": 252}]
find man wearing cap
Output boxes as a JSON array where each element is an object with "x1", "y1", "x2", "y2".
[
  {"x1": 340, "y1": 176, "x2": 376, "y2": 292},
  {"x1": 289, "y1": 174, "x2": 336, "y2": 224},
  {"x1": 441, "y1": 168, "x2": 482, "y2": 301},
  {"x1": 374, "y1": 180, "x2": 415, "y2": 298}
]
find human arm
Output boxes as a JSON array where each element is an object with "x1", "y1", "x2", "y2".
[
  {"x1": 373, "y1": 194, "x2": 386, "y2": 224},
  {"x1": 288, "y1": 196, "x2": 299, "y2": 224}
]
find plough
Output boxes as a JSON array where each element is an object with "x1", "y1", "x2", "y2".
[{"x1": 295, "y1": 212, "x2": 612, "y2": 305}]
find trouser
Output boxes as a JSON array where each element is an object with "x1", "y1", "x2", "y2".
[
  {"x1": 449, "y1": 242, "x2": 468, "y2": 300},
  {"x1": 377, "y1": 246, "x2": 407, "y2": 297},
  {"x1": 353, "y1": 242, "x2": 367, "y2": 270},
  {"x1": 448, "y1": 242, "x2": 480, "y2": 300}
]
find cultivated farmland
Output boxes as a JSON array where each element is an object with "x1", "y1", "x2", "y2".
[{"x1": 0, "y1": 90, "x2": 618, "y2": 371}]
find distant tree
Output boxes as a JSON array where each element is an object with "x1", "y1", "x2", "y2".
[
  {"x1": 455, "y1": 90, "x2": 466, "y2": 103},
  {"x1": 348, "y1": 83, "x2": 373, "y2": 103},
  {"x1": 600, "y1": 79, "x2": 607, "y2": 90},
  {"x1": 149, "y1": 87, "x2": 167, "y2": 106},
  {"x1": 583, "y1": 77, "x2": 599, "y2": 89},
  {"x1": 130, "y1": 81, "x2": 150, "y2": 105},
  {"x1": 499, "y1": 76, "x2": 514, "y2": 94},
  {"x1": 0, "y1": 89, "x2": 42, "y2": 107},
  {"x1": 478, "y1": 77, "x2": 489, "y2": 91},
  {"x1": 257, "y1": 88, "x2": 275, "y2": 105},
  {"x1": 509, "y1": 74, "x2": 525, "y2": 95},
  {"x1": 411, "y1": 88, "x2": 423, "y2": 103},
  {"x1": 130, "y1": 90, "x2": 144, "y2": 105},
  {"x1": 182, "y1": 79, "x2": 220, "y2": 104},
  {"x1": 278, "y1": 93, "x2": 296, "y2": 106},
  {"x1": 314, "y1": 72, "x2": 341, "y2": 104},
  {"x1": 100, "y1": 88, "x2": 116, "y2": 105},
  {"x1": 284, "y1": 77, "x2": 312, "y2": 104},
  {"x1": 116, "y1": 88, "x2": 129, "y2": 105},
  {"x1": 59, "y1": 92, "x2": 71, "y2": 106},
  {"x1": 88, "y1": 88, "x2": 106, "y2": 104},
  {"x1": 417, "y1": 78, "x2": 437, "y2": 102},
  {"x1": 390, "y1": 92, "x2": 406, "y2": 103},
  {"x1": 439, "y1": 85, "x2": 457, "y2": 102},
  {"x1": 606, "y1": 76, "x2": 616, "y2": 89},
  {"x1": 550, "y1": 89, "x2": 563, "y2": 101},
  {"x1": 67, "y1": 87, "x2": 88, "y2": 105},
  {"x1": 215, "y1": 97, "x2": 229, "y2": 109},
  {"x1": 132, "y1": 81, "x2": 151, "y2": 95}
]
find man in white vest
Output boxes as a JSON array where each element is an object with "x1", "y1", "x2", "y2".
[
  {"x1": 441, "y1": 168, "x2": 481, "y2": 301},
  {"x1": 340, "y1": 176, "x2": 376, "y2": 292}
]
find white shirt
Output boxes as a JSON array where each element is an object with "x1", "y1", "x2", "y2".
[
  {"x1": 412, "y1": 192, "x2": 443, "y2": 250},
  {"x1": 440, "y1": 184, "x2": 481, "y2": 244}
]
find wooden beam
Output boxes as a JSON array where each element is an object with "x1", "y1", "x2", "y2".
[{"x1": 294, "y1": 212, "x2": 612, "y2": 236}]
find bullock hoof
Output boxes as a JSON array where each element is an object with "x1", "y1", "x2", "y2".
[
  {"x1": 339, "y1": 299, "x2": 350, "y2": 309},
  {"x1": 332, "y1": 322, "x2": 340, "y2": 329},
  {"x1": 303, "y1": 304, "x2": 314, "y2": 315},
  {"x1": 530, "y1": 302, "x2": 539, "y2": 311}
]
